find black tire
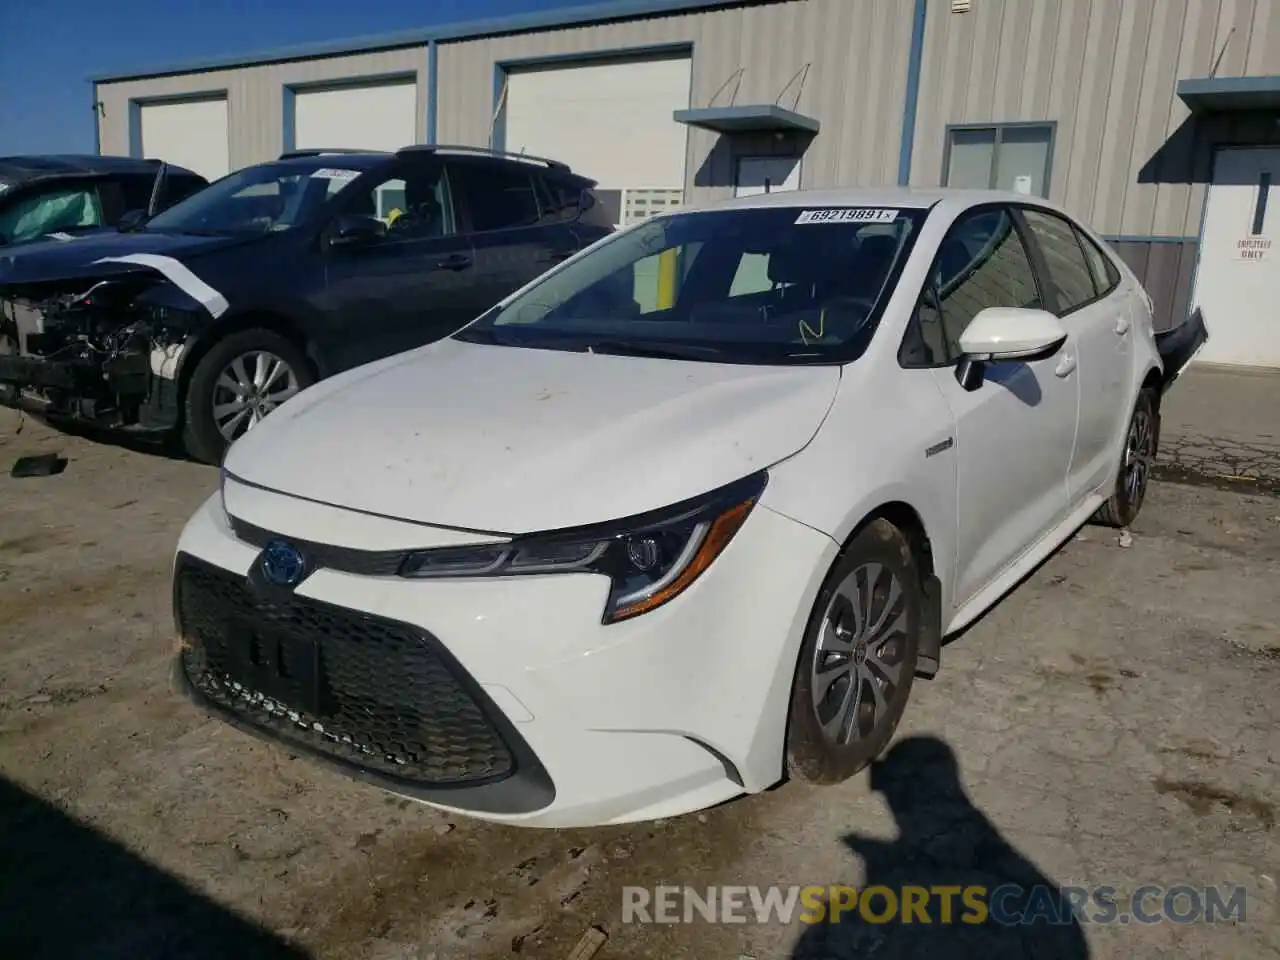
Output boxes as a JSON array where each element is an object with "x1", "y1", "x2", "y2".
[
  {"x1": 1092, "y1": 388, "x2": 1159, "y2": 529},
  {"x1": 785, "y1": 518, "x2": 922, "y2": 785},
  {"x1": 181, "y1": 328, "x2": 315, "y2": 465}
]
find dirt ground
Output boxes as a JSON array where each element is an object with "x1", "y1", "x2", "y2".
[{"x1": 1, "y1": 405, "x2": 1277, "y2": 960}]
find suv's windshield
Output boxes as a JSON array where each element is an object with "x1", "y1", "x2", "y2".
[
  {"x1": 144, "y1": 160, "x2": 368, "y2": 235},
  {"x1": 454, "y1": 204, "x2": 926, "y2": 363}
]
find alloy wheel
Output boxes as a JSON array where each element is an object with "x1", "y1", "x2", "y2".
[
  {"x1": 210, "y1": 350, "x2": 300, "y2": 443},
  {"x1": 1124, "y1": 407, "x2": 1155, "y2": 508},
  {"x1": 811, "y1": 562, "x2": 909, "y2": 746}
]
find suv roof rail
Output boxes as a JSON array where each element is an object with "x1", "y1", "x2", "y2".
[
  {"x1": 278, "y1": 148, "x2": 386, "y2": 160},
  {"x1": 399, "y1": 143, "x2": 570, "y2": 171}
]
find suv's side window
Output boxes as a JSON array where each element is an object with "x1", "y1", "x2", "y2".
[
  {"x1": 1019, "y1": 208, "x2": 1099, "y2": 314},
  {"x1": 345, "y1": 162, "x2": 455, "y2": 239},
  {"x1": 452, "y1": 163, "x2": 541, "y2": 233},
  {"x1": 920, "y1": 207, "x2": 1043, "y2": 361}
]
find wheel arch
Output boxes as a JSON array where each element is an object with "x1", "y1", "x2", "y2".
[
  {"x1": 837, "y1": 499, "x2": 944, "y2": 678},
  {"x1": 1139, "y1": 364, "x2": 1164, "y2": 451},
  {"x1": 174, "y1": 309, "x2": 321, "y2": 404}
]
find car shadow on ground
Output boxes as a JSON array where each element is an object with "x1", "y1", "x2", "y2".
[
  {"x1": 28, "y1": 412, "x2": 192, "y2": 462},
  {"x1": 791, "y1": 736, "x2": 1090, "y2": 960},
  {"x1": 0, "y1": 775, "x2": 305, "y2": 959}
]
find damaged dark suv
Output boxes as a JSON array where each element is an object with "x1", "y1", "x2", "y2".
[{"x1": 0, "y1": 145, "x2": 613, "y2": 463}]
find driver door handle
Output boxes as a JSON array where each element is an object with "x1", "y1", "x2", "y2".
[
  {"x1": 437, "y1": 253, "x2": 472, "y2": 271},
  {"x1": 1054, "y1": 353, "x2": 1077, "y2": 378}
]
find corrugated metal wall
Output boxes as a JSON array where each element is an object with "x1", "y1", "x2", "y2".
[
  {"x1": 96, "y1": 47, "x2": 428, "y2": 170},
  {"x1": 434, "y1": 0, "x2": 914, "y2": 204},
  {"x1": 95, "y1": 0, "x2": 1280, "y2": 330},
  {"x1": 911, "y1": 0, "x2": 1280, "y2": 239}
]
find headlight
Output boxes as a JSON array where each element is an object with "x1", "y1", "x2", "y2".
[{"x1": 399, "y1": 471, "x2": 767, "y2": 623}]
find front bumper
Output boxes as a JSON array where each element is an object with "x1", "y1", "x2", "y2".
[
  {"x1": 0, "y1": 348, "x2": 179, "y2": 430},
  {"x1": 172, "y1": 486, "x2": 839, "y2": 828}
]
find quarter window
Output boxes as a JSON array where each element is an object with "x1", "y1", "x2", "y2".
[
  {"x1": 1020, "y1": 208, "x2": 1099, "y2": 314},
  {"x1": 453, "y1": 164, "x2": 541, "y2": 233},
  {"x1": 922, "y1": 208, "x2": 1043, "y2": 360}
]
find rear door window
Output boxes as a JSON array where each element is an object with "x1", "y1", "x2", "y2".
[
  {"x1": 452, "y1": 163, "x2": 542, "y2": 233},
  {"x1": 1019, "y1": 208, "x2": 1102, "y2": 314},
  {"x1": 1075, "y1": 228, "x2": 1122, "y2": 296}
]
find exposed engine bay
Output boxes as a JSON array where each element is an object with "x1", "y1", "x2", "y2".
[{"x1": 0, "y1": 275, "x2": 201, "y2": 432}]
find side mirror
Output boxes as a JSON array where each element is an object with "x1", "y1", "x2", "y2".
[
  {"x1": 955, "y1": 306, "x2": 1067, "y2": 390},
  {"x1": 329, "y1": 214, "x2": 387, "y2": 248},
  {"x1": 117, "y1": 209, "x2": 148, "y2": 232}
]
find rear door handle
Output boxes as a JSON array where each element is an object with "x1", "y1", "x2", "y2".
[
  {"x1": 1054, "y1": 353, "x2": 1077, "y2": 378},
  {"x1": 437, "y1": 253, "x2": 472, "y2": 271},
  {"x1": 1115, "y1": 314, "x2": 1130, "y2": 335}
]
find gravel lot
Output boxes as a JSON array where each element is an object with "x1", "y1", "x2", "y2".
[{"x1": 1, "y1": 405, "x2": 1277, "y2": 960}]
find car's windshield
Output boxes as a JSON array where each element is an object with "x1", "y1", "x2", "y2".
[
  {"x1": 144, "y1": 160, "x2": 368, "y2": 235},
  {"x1": 454, "y1": 204, "x2": 926, "y2": 364}
]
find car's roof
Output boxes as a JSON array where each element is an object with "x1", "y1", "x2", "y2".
[
  {"x1": 0, "y1": 154, "x2": 202, "y2": 185},
  {"x1": 702, "y1": 186, "x2": 1065, "y2": 213}
]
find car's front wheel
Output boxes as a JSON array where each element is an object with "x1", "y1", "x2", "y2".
[
  {"x1": 181, "y1": 328, "x2": 314, "y2": 465},
  {"x1": 785, "y1": 518, "x2": 921, "y2": 785}
]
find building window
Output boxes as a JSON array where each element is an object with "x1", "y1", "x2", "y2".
[{"x1": 943, "y1": 124, "x2": 1054, "y2": 197}]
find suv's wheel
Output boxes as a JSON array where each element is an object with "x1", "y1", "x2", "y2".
[
  {"x1": 1092, "y1": 387, "x2": 1159, "y2": 528},
  {"x1": 785, "y1": 518, "x2": 921, "y2": 785},
  {"x1": 181, "y1": 329, "x2": 314, "y2": 465}
]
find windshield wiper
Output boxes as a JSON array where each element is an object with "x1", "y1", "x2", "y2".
[{"x1": 578, "y1": 339, "x2": 724, "y2": 361}]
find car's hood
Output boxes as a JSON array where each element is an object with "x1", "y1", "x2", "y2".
[
  {"x1": 224, "y1": 338, "x2": 842, "y2": 534},
  {"x1": 0, "y1": 230, "x2": 250, "y2": 287}
]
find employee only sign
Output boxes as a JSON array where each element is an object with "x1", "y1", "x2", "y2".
[{"x1": 1236, "y1": 237, "x2": 1272, "y2": 261}]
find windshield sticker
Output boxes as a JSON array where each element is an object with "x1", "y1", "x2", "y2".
[
  {"x1": 795, "y1": 208, "x2": 900, "y2": 225},
  {"x1": 93, "y1": 254, "x2": 229, "y2": 319},
  {"x1": 311, "y1": 168, "x2": 362, "y2": 183}
]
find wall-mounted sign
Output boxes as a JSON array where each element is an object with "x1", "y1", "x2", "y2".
[{"x1": 1236, "y1": 236, "x2": 1272, "y2": 261}]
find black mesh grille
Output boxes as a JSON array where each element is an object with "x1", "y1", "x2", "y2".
[
  {"x1": 175, "y1": 556, "x2": 514, "y2": 785},
  {"x1": 228, "y1": 516, "x2": 406, "y2": 577}
]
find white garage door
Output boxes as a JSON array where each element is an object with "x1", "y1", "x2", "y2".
[
  {"x1": 504, "y1": 56, "x2": 692, "y2": 225},
  {"x1": 293, "y1": 81, "x2": 418, "y2": 154},
  {"x1": 140, "y1": 98, "x2": 229, "y2": 182}
]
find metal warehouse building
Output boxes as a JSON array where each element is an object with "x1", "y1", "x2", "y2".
[{"x1": 93, "y1": 0, "x2": 1280, "y2": 367}]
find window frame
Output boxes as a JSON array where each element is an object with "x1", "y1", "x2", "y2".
[
  {"x1": 1012, "y1": 204, "x2": 1122, "y2": 318},
  {"x1": 897, "y1": 202, "x2": 1047, "y2": 369},
  {"x1": 448, "y1": 159, "x2": 544, "y2": 236},
  {"x1": 940, "y1": 122, "x2": 1057, "y2": 198}
]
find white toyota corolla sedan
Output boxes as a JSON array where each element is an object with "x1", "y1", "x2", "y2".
[{"x1": 172, "y1": 187, "x2": 1205, "y2": 828}]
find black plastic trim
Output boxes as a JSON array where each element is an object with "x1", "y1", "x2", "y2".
[{"x1": 171, "y1": 553, "x2": 556, "y2": 815}]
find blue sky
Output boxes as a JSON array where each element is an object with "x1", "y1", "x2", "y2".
[{"x1": 0, "y1": 0, "x2": 569, "y2": 155}]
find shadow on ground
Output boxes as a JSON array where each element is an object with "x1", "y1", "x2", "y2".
[
  {"x1": 792, "y1": 736, "x2": 1090, "y2": 960},
  {"x1": 0, "y1": 775, "x2": 305, "y2": 959}
]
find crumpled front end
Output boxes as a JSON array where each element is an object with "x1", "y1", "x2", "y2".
[{"x1": 0, "y1": 275, "x2": 208, "y2": 433}]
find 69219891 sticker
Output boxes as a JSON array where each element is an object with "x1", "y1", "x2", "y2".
[{"x1": 794, "y1": 208, "x2": 900, "y2": 225}]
